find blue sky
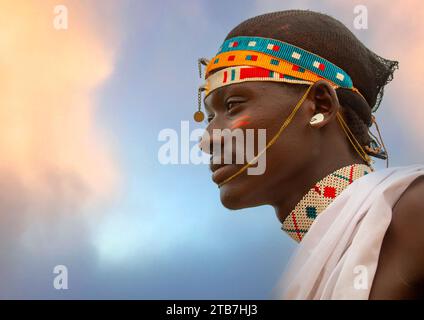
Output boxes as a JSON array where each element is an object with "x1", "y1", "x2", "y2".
[{"x1": 1, "y1": 0, "x2": 423, "y2": 299}]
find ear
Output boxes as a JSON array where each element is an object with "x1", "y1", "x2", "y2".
[{"x1": 307, "y1": 80, "x2": 340, "y2": 128}]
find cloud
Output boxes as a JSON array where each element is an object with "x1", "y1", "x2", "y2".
[
  {"x1": 358, "y1": 0, "x2": 424, "y2": 147},
  {"x1": 0, "y1": 0, "x2": 120, "y2": 296},
  {"x1": 0, "y1": 0, "x2": 119, "y2": 196}
]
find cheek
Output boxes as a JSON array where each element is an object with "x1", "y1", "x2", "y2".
[
  {"x1": 264, "y1": 113, "x2": 315, "y2": 179},
  {"x1": 230, "y1": 115, "x2": 251, "y2": 129},
  {"x1": 251, "y1": 106, "x2": 307, "y2": 170},
  {"x1": 229, "y1": 105, "x2": 274, "y2": 131}
]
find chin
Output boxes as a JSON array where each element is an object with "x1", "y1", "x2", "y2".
[{"x1": 218, "y1": 178, "x2": 260, "y2": 210}]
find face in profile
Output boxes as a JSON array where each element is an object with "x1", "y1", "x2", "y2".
[{"x1": 201, "y1": 81, "x2": 320, "y2": 210}]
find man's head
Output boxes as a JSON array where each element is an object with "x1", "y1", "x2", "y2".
[{"x1": 200, "y1": 10, "x2": 398, "y2": 210}]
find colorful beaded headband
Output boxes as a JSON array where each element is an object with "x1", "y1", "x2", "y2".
[
  {"x1": 203, "y1": 36, "x2": 365, "y2": 96},
  {"x1": 204, "y1": 65, "x2": 315, "y2": 97},
  {"x1": 195, "y1": 36, "x2": 388, "y2": 163},
  {"x1": 194, "y1": 36, "x2": 366, "y2": 121}
]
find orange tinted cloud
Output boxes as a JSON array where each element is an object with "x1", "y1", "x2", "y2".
[
  {"x1": 313, "y1": 0, "x2": 424, "y2": 143},
  {"x1": 0, "y1": 0, "x2": 119, "y2": 199},
  {"x1": 362, "y1": 0, "x2": 424, "y2": 143}
]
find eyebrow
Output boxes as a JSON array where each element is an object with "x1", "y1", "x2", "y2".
[
  {"x1": 203, "y1": 83, "x2": 252, "y2": 113},
  {"x1": 203, "y1": 86, "x2": 227, "y2": 113}
]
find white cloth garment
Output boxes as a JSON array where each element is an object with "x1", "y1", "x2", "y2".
[{"x1": 274, "y1": 164, "x2": 424, "y2": 300}]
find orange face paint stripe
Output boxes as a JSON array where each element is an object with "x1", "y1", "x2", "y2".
[
  {"x1": 230, "y1": 115, "x2": 251, "y2": 129},
  {"x1": 230, "y1": 120, "x2": 250, "y2": 129},
  {"x1": 231, "y1": 115, "x2": 250, "y2": 123}
]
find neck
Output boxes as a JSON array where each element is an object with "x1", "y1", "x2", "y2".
[{"x1": 273, "y1": 161, "x2": 372, "y2": 242}]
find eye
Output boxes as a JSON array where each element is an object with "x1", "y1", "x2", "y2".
[
  {"x1": 227, "y1": 101, "x2": 239, "y2": 110},
  {"x1": 225, "y1": 98, "x2": 245, "y2": 112},
  {"x1": 207, "y1": 114, "x2": 215, "y2": 123}
]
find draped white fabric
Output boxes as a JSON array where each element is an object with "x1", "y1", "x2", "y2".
[{"x1": 274, "y1": 164, "x2": 424, "y2": 300}]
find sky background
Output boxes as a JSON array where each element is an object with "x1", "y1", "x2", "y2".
[{"x1": 0, "y1": 0, "x2": 423, "y2": 299}]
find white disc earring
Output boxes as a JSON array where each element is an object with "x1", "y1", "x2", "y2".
[{"x1": 310, "y1": 113, "x2": 324, "y2": 125}]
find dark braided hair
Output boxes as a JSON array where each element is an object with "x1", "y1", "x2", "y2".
[{"x1": 223, "y1": 10, "x2": 398, "y2": 153}]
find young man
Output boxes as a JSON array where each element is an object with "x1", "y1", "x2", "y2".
[{"x1": 196, "y1": 10, "x2": 424, "y2": 299}]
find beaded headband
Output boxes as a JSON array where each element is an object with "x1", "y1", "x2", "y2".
[
  {"x1": 195, "y1": 36, "x2": 388, "y2": 163},
  {"x1": 204, "y1": 65, "x2": 315, "y2": 97},
  {"x1": 202, "y1": 36, "x2": 365, "y2": 97}
]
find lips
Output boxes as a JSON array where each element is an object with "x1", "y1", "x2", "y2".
[
  {"x1": 210, "y1": 156, "x2": 240, "y2": 185},
  {"x1": 211, "y1": 163, "x2": 238, "y2": 185}
]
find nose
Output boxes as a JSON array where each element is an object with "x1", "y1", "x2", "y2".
[
  {"x1": 198, "y1": 125, "x2": 224, "y2": 156},
  {"x1": 198, "y1": 128, "x2": 214, "y2": 156}
]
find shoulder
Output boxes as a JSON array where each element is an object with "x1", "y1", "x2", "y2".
[
  {"x1": 369, "y1": 175, "x2": 424, "y2": 298},
  {"x1": 397, "y1": 173, "x2": 424, "y2": 202},
  {"x1": 385, "y1": 175, "x2": 424, "y2": 281},
  {"x1": 392, "y1": 175, "x2": 424, "y2": 237}
]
